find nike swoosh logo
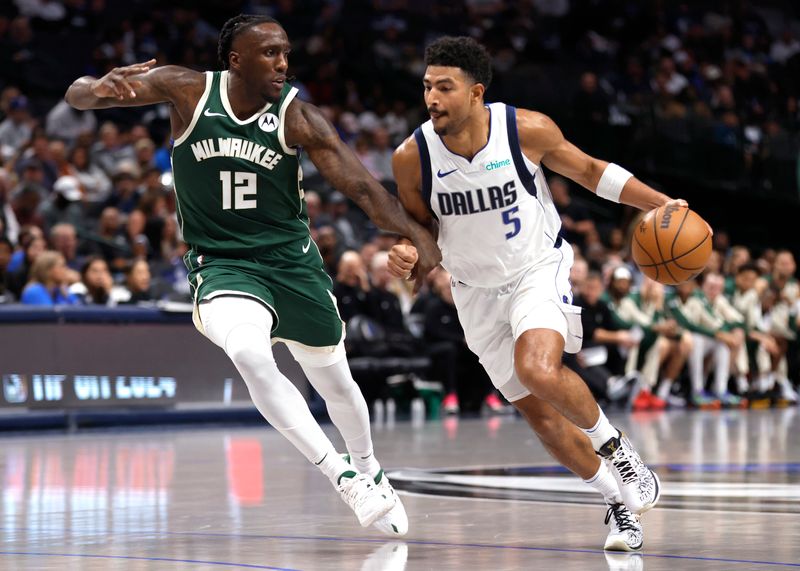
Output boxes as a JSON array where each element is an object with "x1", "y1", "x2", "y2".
[
  {"x1": 302, "y1": 238, "x2": 312, "y2": 253},
  {"x1": 437, "y1": 168, "x2": 458, "y2": 178},
  {"x1": 203, "y1": 108, "x2": 227, "y2": 117}
]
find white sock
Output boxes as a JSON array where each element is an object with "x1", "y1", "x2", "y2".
[
  {"x1": 584, "y1": 460, "x2": 622, "y2": 504},
  {"x1": 315, "y1": 450, "x2": 355, "y2": 485},
  {"x1": 580, "y1": 405, "x2": 619, "y2": 452},
  {"x1": 300, "y1": 357, "x2": 381, "y2": 478}
]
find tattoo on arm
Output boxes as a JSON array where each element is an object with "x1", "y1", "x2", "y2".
[{"x1": 287, "y1": 101, "x2": 428, "y2": 240}]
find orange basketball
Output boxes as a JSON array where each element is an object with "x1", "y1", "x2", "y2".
[{"x1": 631, "y1": 205, "x2": 712, "y2": 285}]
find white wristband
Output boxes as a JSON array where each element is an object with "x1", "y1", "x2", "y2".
[{"x1": 596, "y1": 163, "x2": 633, "y2": 203}]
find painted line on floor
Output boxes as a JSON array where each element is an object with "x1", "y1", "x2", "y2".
[
  {"x1": 163, "y1": 531, "x2": 800, "y2": 568},
  {"x1": 0, "y1": 551, "x2": 300, "y2": 570}
]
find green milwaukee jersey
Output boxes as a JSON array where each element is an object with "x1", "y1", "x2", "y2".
[{"x1": 171, "y1": 71, "x2": 307, "y2": 256}]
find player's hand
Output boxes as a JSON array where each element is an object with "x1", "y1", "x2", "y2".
[
  {"x1": 665, "y1": 198, "x2": 688, "y2": 209},
  {"x1": 388, "y1": 244, "x2": 418, "y2": 279},
  {"x1": 666, "y1": 197, "x2": 714, "y2": 236},
  {"x1": 90, "y1": 59, "x2": 157, "y2": 100},
  {"x1": 407, "y1": 233, "x2": 442, "y2": 293}
]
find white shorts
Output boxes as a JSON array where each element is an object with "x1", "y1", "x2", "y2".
[{"x1": 451, "y1": 241, "x2": 583, "y2": 402}]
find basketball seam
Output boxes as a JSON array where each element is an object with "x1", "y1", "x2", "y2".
[
  {"x1": 670, "y1": 207, "x2": 690, "y2": 261},
  {"x1": 652, "y1": 206, "x2": 678, "y2": 283},
  {"x1": 636, "y1": 232, "x2": 710, "y2": 268},
  {"x1": 633, "y1": 233, "x2": 660, "y2": 281}
]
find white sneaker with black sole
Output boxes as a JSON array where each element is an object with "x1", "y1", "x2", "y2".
[
  {"x1": 598, "y1": 430, "x2": 661, "y2": 515},
  {"x1": 337, "y1": 470, "x2": 396, "y2": 527},
  {"x1": 604, "y1": 502, "x2": 643, "y2": 552}
]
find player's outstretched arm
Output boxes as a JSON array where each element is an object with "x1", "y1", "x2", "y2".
[
  {"x1": 65, "y1": 60, "x2": 201, "y2": 110},
  {"x1": 284, "y1": 100, "x2": 441, "y2": 290},
  {"x1": 516, "y1": 109, "x2": 684, "y2": 212}
]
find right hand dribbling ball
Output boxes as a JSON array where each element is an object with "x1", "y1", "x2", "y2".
[{"x1": 631, "y1": 204, "x2": 712, "y2": 285}]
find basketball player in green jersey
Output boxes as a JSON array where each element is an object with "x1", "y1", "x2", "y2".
[{"x1": 65, "y1": 14, "x2": 439, "y2": 535}]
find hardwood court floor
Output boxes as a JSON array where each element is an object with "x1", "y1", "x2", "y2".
[{"x1": 0, "y1": 408, "x2": 798, "y2": 570}]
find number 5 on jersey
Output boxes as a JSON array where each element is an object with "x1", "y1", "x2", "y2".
[
  {"x1": 220, "y1": 171, "x2": 257, "y2": 210},
  {"x1": 502, "y1": 206, "x2": 521, "y2": 239}
]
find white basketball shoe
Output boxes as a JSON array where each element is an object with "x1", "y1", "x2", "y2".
[
  {"x1": 343, "y1": 454, "x2": 408, "y2": 536},
  {"x1": 604, "y1": 502, "x2": 644, "y2": 552},
  {"x1": 598, "y1": 430, "x2": 661, "y2": 515},
  {"x1": 337, "y1": 470, "x2": 396, "y2": 527},
  {"x1": 371, "y1": 469, "x2": 409, "y2": 536}
]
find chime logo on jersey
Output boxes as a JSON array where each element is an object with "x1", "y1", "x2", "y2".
[
  {"x1": 258, "y1": 112, "x2": 279, "y2": 133},
  {"x1": 437, "y1": 179, "x2": 517, "y2": 216}
]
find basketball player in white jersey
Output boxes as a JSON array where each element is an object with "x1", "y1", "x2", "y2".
[{"x1": 389, "y1": 37, "x2": 686, "y2": 551}]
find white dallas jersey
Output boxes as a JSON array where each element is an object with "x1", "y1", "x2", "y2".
[{"x1": 414, "y1": 102, "x2": 563, "y2": 288}]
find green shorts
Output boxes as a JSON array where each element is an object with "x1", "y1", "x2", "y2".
[{"x1": 185, "y1": 237, "x2": 343, "y2": 348}]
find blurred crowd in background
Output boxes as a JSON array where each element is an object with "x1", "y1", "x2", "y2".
[{"x1": 0, "y1": 0, "x2": 799, "y2": 414}]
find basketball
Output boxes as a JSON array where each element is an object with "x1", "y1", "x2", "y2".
[{"x1": 631, "y1": 205, "x2": 712, "y2": 285}]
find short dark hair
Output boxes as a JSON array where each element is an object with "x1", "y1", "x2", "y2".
[
  {"x1": 425, "y1": 36, "x2": 492, "y2": 89},
  {"x1": 218, "y1": 14, "x2": 280, "y2": 69},
  {"x1": 737, "y1": 262, "x2": 760, "y2": 275}
]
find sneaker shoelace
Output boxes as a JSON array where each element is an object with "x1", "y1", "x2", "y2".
[
  {"x1": 340, "y1": 474, "x2": 374, "y2": 510},
  {"x1": 605, "y1": 503, "x2": 638, "y2": 533},
  {"x1": 610, "y1": 447, "x2": 639, "y2": 485}
]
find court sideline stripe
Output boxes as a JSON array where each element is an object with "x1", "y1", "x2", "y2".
[
  {"x1": 2, "y1": 528, "x2": 797, "y2": 568},
  {"x1": 162, "y1": 531, "x2": 800, "y2": 568},
  {"x1": 0, "y1": 551, "x2": 300, "y2": 570}
]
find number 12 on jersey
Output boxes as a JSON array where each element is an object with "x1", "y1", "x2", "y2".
[
  {"x1": 220, "y1": 171, "x2": 258, "y2": 210},
  {"x1": 502, "y1": 206, "x2": 521, "y2": 239}
]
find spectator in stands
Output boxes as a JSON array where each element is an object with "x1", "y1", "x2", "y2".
[
  {"x1": 333, "y1": 250, "x2": 371, "y2": 323},
  {"x1": 304, "y1": 190, "x2": 330, "y2": 230},
  {"x1": 20, "y1": 250, "x2": 79, "y2": 306},
  {"x1": 328, "y1": 191, "x2": 361, "y2": 249},
  {"x1": 0, "y1": 95, "x2": 32, "y2": 159},
  {"x1": 316, "y1": 224, "x2": 344, "y2": 277},
  {"x1": 369, "y1": 126, "x2": 394, "y2": 183},
  {"x1": 667, "y1": 275, "x2": 743, "y2": 408},
  {"x1": 94, "y1": 206, "x2": 129, "y2": 270},
  {"x1": 750, "y1": 285, "x2": 798, "y2": 408},
  {"x1": 70, "y1": 145, "x2": 112, "y2": 205},
  {"x1": 724, "y1": 245, "x2": 752, "y2": 295},
  {"x1": 766, "y1": 250, "x2": 799, "y2": 303},
  {"x1": 570, "y1": 271, "x2": 639, "y2": 404},
  {"x1": 91, "y1": 122, "x2": 135, "y2": 177},
  {"x1": 50, "y1": 222, "x2": 82, "y2": 274},
  {"x1": 569, "y1": 257, "x2": 589, "y2": 296},
  {"x1": 121, "y1": 258, "x2": 154, "y2": 304},
  {"x1": 605, "y1": 267, "x2": 668, "y2": 411},
  {"x1": 71, "y1": 256, "x2": 126, "y2": 306},
  {"x1": 133, "y1": 138, "x2": 157, "y2": 173},
  {"x1": 10, "y1": 162, "x2": 47, "y2": 228},
  {"x1": 367, "y1": 251, "x2": 407, "y2": 337},
  {"x1": 45, "y1": 99, "x2": 97, "y2": 145},
  {"x1": 39, "y1": 175, "x2": 85, "y2": 232},
  {"x1": 5, "y1": 234, "x2": 45, "y2": 299},
  {"x1": 421, "y1": 268, "x2": 503, "y2": 415},
  {"x1": 16, "y1": 130, "x2": 58, "y2": 191},
  {"x1": 105, "y1": 161, "x2": 142, "y2": 214},
  {"x1": 550, "y1": 176, "x2": 596, "y2": 250}
]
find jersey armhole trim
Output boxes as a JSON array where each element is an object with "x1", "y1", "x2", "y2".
[
  {"x1": 505, "y1": 105, "x2": 537, "y2": 198},
  {"x1": 173, "y1": 72, "x2": 213, "y2": 148},
  {"x1": 278, "y1": 87, "x2": 299, "y2": 155},
  {"x1": 413, "y1": 127, "x2": 438, "y2": 221}
]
